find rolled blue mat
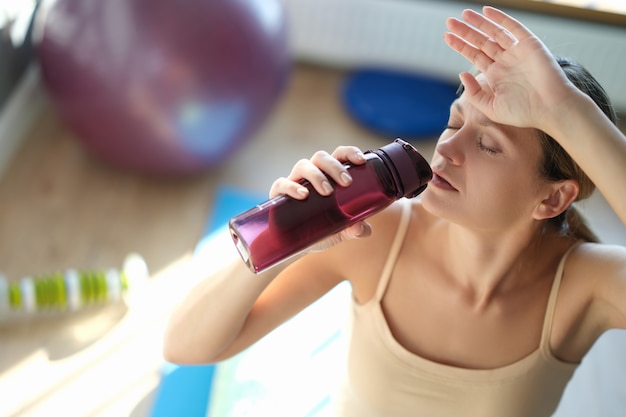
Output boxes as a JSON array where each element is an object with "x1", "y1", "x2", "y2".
[{"x1": 342, "y1": 68, "x2": 458, "y2": 139}]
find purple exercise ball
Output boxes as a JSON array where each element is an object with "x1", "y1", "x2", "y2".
[{"x1": 35, "y1": 0, "x2": 290, "y2": 176}]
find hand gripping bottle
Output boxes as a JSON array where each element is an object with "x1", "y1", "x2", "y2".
[{"x1": 229, "y1": 139, "x2": 432, "y2": 273}]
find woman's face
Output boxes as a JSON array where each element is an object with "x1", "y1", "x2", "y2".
[{"x1": 421, "y1": 89, "x2": 549, "y2": 233}]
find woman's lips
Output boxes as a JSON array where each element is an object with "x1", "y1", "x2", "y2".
[{"x1": 431, "y1": 173, "x2": 457, "y2": 191}]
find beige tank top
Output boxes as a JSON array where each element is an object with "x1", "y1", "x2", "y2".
[{"x1": 336, "y1": 200, "x2": 579, "y2": 417}]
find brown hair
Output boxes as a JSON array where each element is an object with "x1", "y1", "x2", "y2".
[{"x1": 538, "y1": 56, "x2": 618, "y2": 243}]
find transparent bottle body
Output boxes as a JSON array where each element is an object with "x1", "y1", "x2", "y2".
[{"x1": 229, "y1": 153, "x2": 397, "y2": 273}]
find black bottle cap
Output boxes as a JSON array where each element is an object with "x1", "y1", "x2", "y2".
[{"x1": 375, "y1": 139, "x2": 432, "y2": 198}]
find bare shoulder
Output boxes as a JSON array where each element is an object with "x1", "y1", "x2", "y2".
[
  {"x1": 356, "y1": 197, "x2": 436, "y2": 255},
  {"x1": 564, "y1": 241, "x2": 626, "y2": 330},
  {"x1": 566, "y1": 242, "x2": 626, "y2": 280},
  {"x1": 326, "y1": 199, "x2": 430, "y2": 302},
  {"x1": 546, "y1": 241, "x2": 626, "y2": 361}
]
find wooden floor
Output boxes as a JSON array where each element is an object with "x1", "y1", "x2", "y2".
[
  {"x1": 0, "y1": 64, "x2": 427, "y2": 417},
  {"x1": 0, "y1": 63, "x2": 624, "y2": 417}
]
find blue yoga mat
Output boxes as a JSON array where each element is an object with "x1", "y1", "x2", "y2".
[
  {"x1": 150, "y1": 186, "x2": 351, "y2": 417},
  {"x1": 149, "y1": 186, "x2": 263, "y2": 417}
]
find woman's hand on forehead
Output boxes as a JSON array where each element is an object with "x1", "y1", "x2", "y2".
[{"x1": 443, "y1": 6, "x2": 575, "y2": 133}]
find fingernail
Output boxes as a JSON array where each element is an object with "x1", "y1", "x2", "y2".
[
  {"x1": 322, "y1": 181, "x2": 334, "y2": 195},
  {"x1": 340, "y1": 171, "x2": 352, "y2": 185},
  {"x1": 356, "y1": 151, "x2": 366, "y2": 161},
  {"x1": 297, "y1": 186, "x2": 309, "y2": 197},
  {"x1": 356, "y1": 223, "x2": 371, "y2": 238}
]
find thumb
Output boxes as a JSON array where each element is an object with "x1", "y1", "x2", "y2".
[
  {"x1": 343, "y1": 221, "x2": 372, "y2": 239},
  {"x1": 459, "y1": 72, "x2": 494, "y2": 112},
  {"x1": 306, "y1": 221, "x2": 372, "y2": 254}
]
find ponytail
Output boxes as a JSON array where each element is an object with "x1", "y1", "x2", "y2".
[{"x1": 554, "y1": 205, "x2": 600, "y2": 243}]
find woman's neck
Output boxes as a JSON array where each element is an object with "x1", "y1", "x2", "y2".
[{"x1": 442, "y1": 221, "x2": 552, "y2": 310}]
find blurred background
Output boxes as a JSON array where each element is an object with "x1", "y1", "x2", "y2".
[{"x1": 0, "y1": 1, "x2": 625, "y2": 416}]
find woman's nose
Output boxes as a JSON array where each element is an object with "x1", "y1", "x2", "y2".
[{"x1": 435, "y1": 132, "x2": 465, "y2": 165}]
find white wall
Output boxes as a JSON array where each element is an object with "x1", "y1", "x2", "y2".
[{"x1": 285, "y1": 0, "x2": 626, "y2": 110}]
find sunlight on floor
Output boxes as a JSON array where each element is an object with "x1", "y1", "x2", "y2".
[{"x1": 0, "y1": 252, "x2": 201, "y2": 417}]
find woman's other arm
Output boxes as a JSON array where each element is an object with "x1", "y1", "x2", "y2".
[
  {"x1": 162, "y1": 251, "x2": 345, "y2": 364},
  {"x1": 163, "y1": 146, "x2": 369, "y2": 364}
]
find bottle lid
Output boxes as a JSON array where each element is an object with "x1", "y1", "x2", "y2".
[{"x1": 374, "y1": 139, "x2": 432, "y2": 198}]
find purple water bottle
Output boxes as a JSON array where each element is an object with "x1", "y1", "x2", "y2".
[{"x1": 229, "y1": 139, "x2": 432, "y2": 273}]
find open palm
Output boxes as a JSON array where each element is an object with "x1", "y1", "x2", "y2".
[{"x1": 444, "y1": 6, "x2": 574, "y2": 132}]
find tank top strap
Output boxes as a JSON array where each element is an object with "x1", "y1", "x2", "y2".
[
  {"x1": 540, "y1": 241, "x2": 584, "y2": 347},
  {"x1": 374, "y1": 198, "x2": 413, "y2": 302}
]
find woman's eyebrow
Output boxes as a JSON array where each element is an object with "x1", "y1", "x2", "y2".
[{"x1": 452, "y1": 100, "x2": 520, "y2": 149}]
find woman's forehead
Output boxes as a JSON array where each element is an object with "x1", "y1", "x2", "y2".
[
  {"x1": 448, "y1": 97, "x2": 542, "y2": 153},
  {"x1": 450, "y1": 99, "x2": 494, "y2": 128}
]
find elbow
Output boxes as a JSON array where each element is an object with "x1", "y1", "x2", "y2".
[
  {"x1": 162, "y1": 325, "x2": 206, "y2": 365},
  {"x1": 161, "y1": 339, "x2": 188, "y2": 365},
  {"x1": 161, "y1": 325, "x2": 225, "y2": 365},
  {"x1": 162, "y1": 339, "x2": 213, "y2": 366},
  {"x1": 162, "y1": 345, "x2": 224, "y2": 366},
  {"x1": 162, "y1": 330, "x2": 188, "y2": 364}
]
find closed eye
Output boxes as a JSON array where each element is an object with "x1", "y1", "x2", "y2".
[{"x1": 476, "y1": 137, "x2": 498, "y2": 155}]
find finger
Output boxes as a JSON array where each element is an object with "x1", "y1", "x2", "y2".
[
  {"x1": 443, "y1": 30, "x2": 493, "y2": 74},
  {"x1": 288, "y1": 156, "x2": 337, "y2": 196},
  {"x1": 309, "y1": 221, "x2": 373, "y2": 253},
  {"x1": 310, "y1": 150, "x2": 354, "y2": 189},
  {"x1": 458, "y1": 72, "x2": 482, "y2": 97},
  {"x1": 330, "y1": 145, "x2": 367, "y2": 166},
  {"x1": 446, "y1": 17, "x2": 504, "y2": 62},
  {"x1": 269, "y1": 176, "x2": 309, "y2": 199},
  {"x1": 343, "y1": 221, "x2": 372, "y2": 239},
  {"x1": 460, "y1": 9, "x2": 517, "y2": 51},
  {"x1": 482, "y1": 6, "x2": 534, "y2": 43},
  {"x1": 458, "y1": 72, "x2": 494, "y2": 114}
]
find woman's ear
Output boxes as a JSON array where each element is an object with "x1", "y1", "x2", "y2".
[{"x1": 533, "y1": 180, "x2": 580, "y2": 220}]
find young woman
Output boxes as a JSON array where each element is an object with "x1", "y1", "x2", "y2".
[{"x1": 164, "y1": 7, "x2": 626, "y2": 416}]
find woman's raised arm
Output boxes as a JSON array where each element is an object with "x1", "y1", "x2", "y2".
[{"x1": 444, "y1": 6, "x2": 626, "y2": 224}]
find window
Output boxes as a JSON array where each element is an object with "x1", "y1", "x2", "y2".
[{"x1": 462, "y1": 0, "x2": 626, "y2": 27}]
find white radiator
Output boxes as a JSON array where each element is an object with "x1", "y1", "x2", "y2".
[{"x1": 285, "y1": 0, "x2": 626, "y2": 110}]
